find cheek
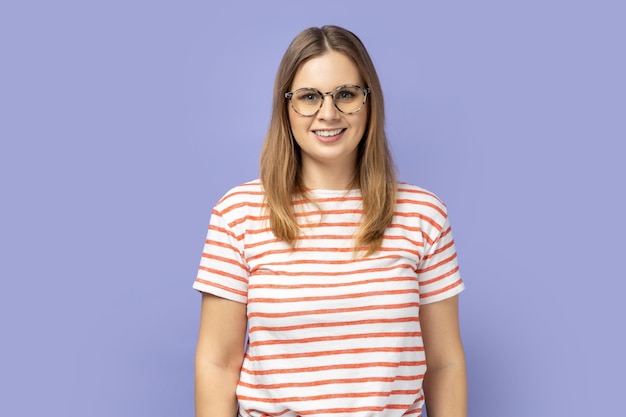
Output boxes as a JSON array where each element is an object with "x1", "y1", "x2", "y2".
[
  {"x1": 286, "y1": 113, "x2": 297, "y2": 139},
  {"x1": 287, "y1": 111, "x2": 309, "y2": 139},
  {"x1": 355, "y1": 111, "x2": 369, "y2": 136}
]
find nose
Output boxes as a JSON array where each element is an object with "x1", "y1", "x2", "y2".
[{"x1": 316, "y1": 93, "x2": 340, "y2": 120}]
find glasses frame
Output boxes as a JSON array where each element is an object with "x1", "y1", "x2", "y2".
[{"x1": 284, "y1": 84, "x2": 371, "y2": 116}]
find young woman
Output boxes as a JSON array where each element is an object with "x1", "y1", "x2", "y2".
[{"x1": 194, "y1": 25, "x2": 467, "y2": 417}]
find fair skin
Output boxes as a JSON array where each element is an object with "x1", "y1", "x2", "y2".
[
  {"x1": 420, "y1": 296, "x2": 467, "y2": 417},
  {"x1": 195, "y1": 50, "x2": 466, "y2": 417},
  {"x1": 195, "y1": 293, "x2": 247, "y2": 417},
  {"x1": 288, "y1": 50, "x2": 368, "y2": 190}
]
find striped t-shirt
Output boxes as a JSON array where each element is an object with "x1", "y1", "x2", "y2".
[{"x1": 194, "y1": 179, "x2": 464, "y2": 417}]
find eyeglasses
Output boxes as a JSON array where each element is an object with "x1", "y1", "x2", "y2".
[{"x1": 284, "y1": 84, "x2": 370, "y2": 116}]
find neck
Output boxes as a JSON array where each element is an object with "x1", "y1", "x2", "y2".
[{"x1": 300, "y1": 160, "x2": 358, "y2": 190}]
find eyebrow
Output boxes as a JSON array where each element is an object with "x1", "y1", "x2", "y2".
[{"x1": 289, "y1": 84, "x2": 364, "y2": 92}]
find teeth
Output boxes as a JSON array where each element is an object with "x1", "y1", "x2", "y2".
[{"x1": 314, "y1": 129, "x2": 344, "y2": 137}]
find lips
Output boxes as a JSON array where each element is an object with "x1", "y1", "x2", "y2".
[{"x1": 313, "y1": 128, "x2": 345, "y2": 137}]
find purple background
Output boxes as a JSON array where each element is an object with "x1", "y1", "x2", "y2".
[{"x1": 1, "y1": 1, "x2": 624, "y2": 416}]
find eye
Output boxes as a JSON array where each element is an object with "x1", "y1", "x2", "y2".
[
  {"x1": 336, "y1": 88, "x2": 358, "y2": 101},
  {"x1": 295, "y1": 90, "x2": 320, "y2": 102}
]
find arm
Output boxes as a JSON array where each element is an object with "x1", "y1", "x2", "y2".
[
  {"x1": 195, "y1": 293, "x2": 248, "y2": 417},
  {"x1": 420, "y1": 295, "x2": 467, "y2": 417}
]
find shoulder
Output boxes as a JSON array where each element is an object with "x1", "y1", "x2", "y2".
[
  {"x1": 212, "y1": 179, "x2": 265, "y2": 216},
  {"x1": 395, "y1": 182, "x2": 450, "y2": 229},
  {"x1": 396, "y1": 182, "x2": 448, "y2": 213}
]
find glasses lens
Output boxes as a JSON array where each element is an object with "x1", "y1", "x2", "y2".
[
  {"x1": 334, "y1": 86, "x2": 366, "y2": 114},
  {"x1": 291, "y1": 89, "x2": 322, "y2": 116},
  {"x1": 289, "y1": 86, "x2": 367, "y2": 115}
]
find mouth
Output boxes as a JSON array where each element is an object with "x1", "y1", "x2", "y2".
[{"x1": 312, "y1": 128, "x2": 346, "y2": 138}]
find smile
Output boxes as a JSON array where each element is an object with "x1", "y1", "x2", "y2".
[{"x1": 313, "y1": 128, "x2": 345, "y2": 137}]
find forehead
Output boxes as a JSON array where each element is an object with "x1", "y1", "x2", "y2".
[{"x1": 291, "y1": 51, "x2": 363, "y2": 90}]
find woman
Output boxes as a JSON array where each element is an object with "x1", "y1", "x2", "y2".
[{"x1": 194, "y1": 25, "x2": 467, "y2": 417}]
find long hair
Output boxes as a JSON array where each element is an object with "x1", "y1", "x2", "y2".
[{"x1": 259, "y1": 25, "x2": 396, "y2": 255}]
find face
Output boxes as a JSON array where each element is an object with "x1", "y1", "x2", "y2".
[{"x1": 288, "y1": 51, "x2": 368, "y2": 180}]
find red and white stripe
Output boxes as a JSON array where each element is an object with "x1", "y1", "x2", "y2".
[{"x1": 194, "y1": 179, "x2": 464, "y2": 417}]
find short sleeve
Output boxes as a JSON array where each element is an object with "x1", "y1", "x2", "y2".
[
  {"x1": 417, "y1": 215, "x2": 465, "y2": 305},
  {"x1": 193, "y1": 208, "x2": 249, "y2": 304}
]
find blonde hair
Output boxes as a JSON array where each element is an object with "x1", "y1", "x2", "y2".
[{"x1": 260, "y1": 25, "x2": 396, "y2": 255}]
